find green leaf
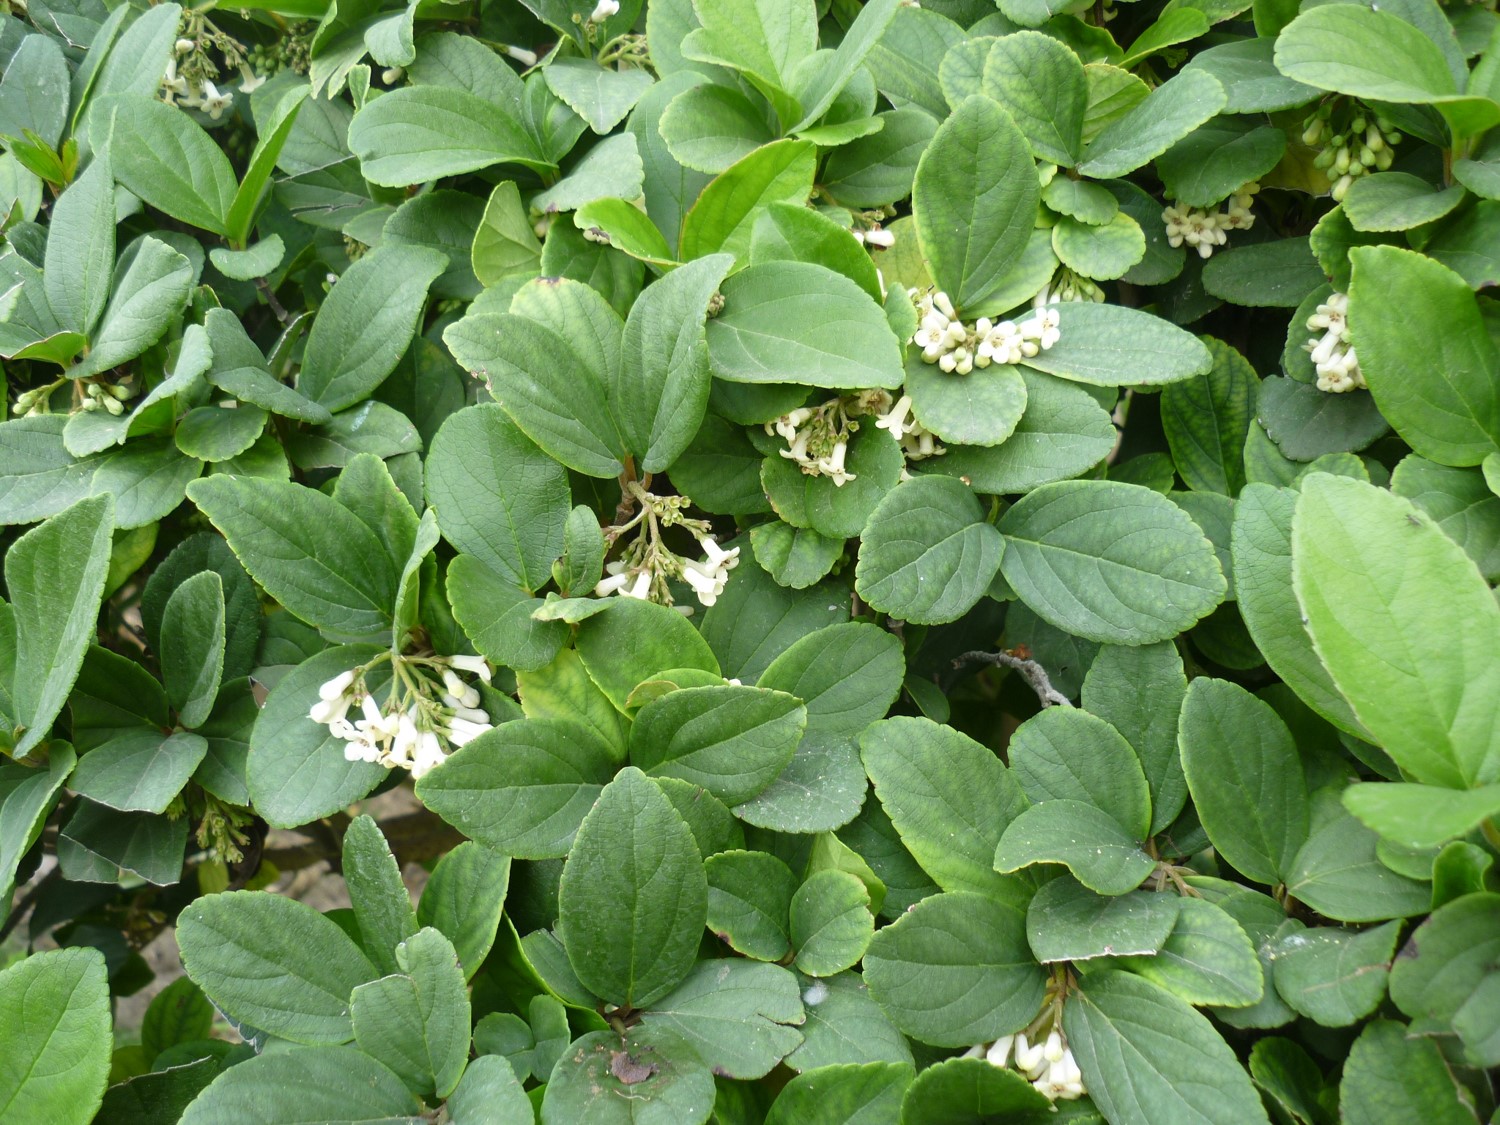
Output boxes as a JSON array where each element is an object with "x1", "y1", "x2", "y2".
[
  {"x1": 966, "y1": 32, "x2": 1087, "y2": 166},
  {"x1": 177, "y1": 1047, "x2": 422, "y2": 1125},
  {"x1": 1343, "y1": 172, "x2": 1466, "y2": 232},
  {"x1": 998, "y1": 479, "x2": 1225, "y2": 645},
  {"x1": 351, "y1": 928, "x2": 470, "y2": 1098},
  {"x1": 762, "y1": 425, "x2": 905, "y2": 539},
  {"x1": 209, "y1": 236, "x2": 287, "y2": 282},
  {"x1": 416, "y1": 718, "x2": 618, "y2": 859},
  {"x1": 246, "y1": 645, "x2": 387, "y2": 828},
  {"x1": 0, "y1": 744, "x2": 75, "y2": 909},
  {"x1": 0, "y1": 34, "x2": 69, "y2": 150},
  {"x1": 1391, "y1": 455, "x2": 1500, "y2": 581},
  {"x1": 706, "y1": 849, "x2": 797, "y2": 961},
  {"x1": 55, "y1": 799, "x2": 186, "y2": 886},
  {"x1": 1285, "y1": 796, "x2": 1432, "y2": 923},
  {"x1": 1026, "y1": 877, "x2": 1181, "y2": 963},
  {"x1": 823, "y1": 108, "x2": 936, "y2": 209},
  {"x1": 679, "y1": 138, "x2": 816, "y2": 263},
  {"x1": 1292, "y1": 474, "x2": 1500, "y2": 787},
  {"x1": 1273, "y1": 6, "x2": 1464, "y2": 105},
  {"x1": 558, "y1": 768, "x2": 708, "y2": 1008},
  {"x1": 0, "y1": 949, "x2": 110, "y2": 1125},
  {"x1": 342, "y1": 814, "x2": 419, "y2": 977},
  {"x1": 140, "y1": 977, "x2": 215, "y2": 1063},
  {"x1": 854, "y1": 476, "x2": 1004, "y2": 626},
  {"x1": 1157, "y1": 118, "x2": 1286, "y2": 209},
  {"x1": 630, "y1": 684, "x2": 806, "y2": 805},
  {"x1": 860, "y1": 716, "x2": 1028, "y2": 901},
  {"x1": 158, "y1": 571, "x2": 225, "y2": 729},
  {"x1": 1180, "y1": 678, "x2": 1309, "y2": 885},
  {"x1": 1160, "y1": 338, "x2": 1254, "y2": 496},
  {"x1": 1339, "y1": 1020, "x2": 1477, "y2": 1125},
  {"x1": 297, "y1": 244, "x2": 447, "y2": 413},
  {"x1": 995, "y1": 800, "x2": 1155, "y2": 895},
  {"x1": 544, "y1": 57, "x2": 654, "y2": 134},
  {"x1": 1077, "y1": 70, "x2": 1227, "y2": 179},
  {"x1": 105, "y1": 95, "x2": 236, "y2": 235},
  {"x1": 660, "y1": 83, "x2": 776, "y2": 174},
  {"x1": 792, "y1": 870, "x2": 874, "y2": 977},
  {"x1": 1043, "y1": 177, "x2": 1120, "y2": 225},
  {"x1": 425, "y1": 404, "x2": 568, "y2": 594},
  {"x1": 177, "y1": 889, "x2": 379, "y2": 1044},
  {"x1": 416, "y1": 841, "x2": 510, "y2": 980},
  {"x1": 226, "y1": 85, "x2": 309, "y2": 246},
  {"x1": 1271, "y1": 920, "x2": 1399, "y2": 1027},
  {"x1": 1348, "y1": 245, "x2": 1500, "y2": 466},
  {"x1": 1181, "y1": 38, "x2": 1318, "y2": 112},
  {"x1": 76, "y1": 235, "x2": 195, "y2": 377},
  {"x1": 540, "y1": 1024, "x2": 715, "y2": 1125},
  {"x1": 785, "y1": 969, "x2": 914, "y2": 1072},
  {"x1": 204, "y1": 309, "x2": 331, "y2": 424},
  {"x1": 898, "y1": 1057, "x2": 1050, "y2": 1125},
  {"x1": 575, "y1": 596, "x2": 719, "y2": 711},
  {"x1": 912, "y1": 95, "x2": 1039, "y2": 314},
  {"x1": 766, "y1": 1062, "x2": 914, "y2": 1125},
  {"x1": 706, "y1": 261, "x2": 904, "y2": 390},
  {"x1": 1051, "y1": 211, "x2": 1145, "y2": 280},
  {"x1": 1024, "y1": 300, "x2": 1213, "y2": 386},
  {"x1": 443, "y1": 1055, "x2": 533, "y2": 1125},
  {"x1": 1344, "y1": 781, "x2": 1500, "y2": 850},
  {"x1": 1081, "y1": 642, "x2": 1189, "y2": 835},
  {"x1": 1065, "y1": 971, "x2": 1272, "y2": 1125},
  {"x1": 473, "y1": 180, "x2": 543, "y2": 285},
  {"x1": 615, "y1": 252, "x2": 735, "y2": 472},
  {"x1": 1201, "y1": 238, "x2": 1324, "y2": 309},
  {"x1": 904, "y1": 353, "x2": 1029, "y2": 447},
  {"x1": 188, "y1": 475, "x2": 398, "y2": 639},
  {"x1": 750, "y1": 522, "x2": 844, "y2": 589},
  {"x1": 863, "y1": 891, "x2": 1047, "y2": 1047},
  {"x1": 70, "y1": 730, "x2": 207, "y2": 814},
  {"x1": 1116, "y1": 897, "x2": 1263, "y2": 1008},
  {"x1": 8, "y1": 494, "x2": 114, "y2": 756},
  {"x1": 1010, "y1": 707, "x2": 1150, "y2": 840},
  {"x1": 639, "y1": 960, "x2": 805, "y2": 1080},
  {"x1": 42, "y1": 153, "x2": 114, "y2": 337},
  {"x1": 1389, "y1": 891, "x2": 1500, "y2": 1028},
  {"x1": 347, "y1": 85, "x2": 549, "y2": 187}
]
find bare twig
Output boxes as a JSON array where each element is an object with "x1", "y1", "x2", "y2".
[{"x1": 953, "y1": 649, "x2": 1074, "y2": 709}]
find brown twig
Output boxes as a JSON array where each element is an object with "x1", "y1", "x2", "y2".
[{"x1": 952, "y1": 649, "x2": 1074, "y2": 709}]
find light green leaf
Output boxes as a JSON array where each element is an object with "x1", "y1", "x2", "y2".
[
  {"x1": 863, "y1": 891, "x2": 1047, "y2": 1047},
  {"x1": 416, "y1": 841, "x2": 510, "y2": 981},
  {"x1": 1343, "y1": 782, "x2": 1500, "y2": 849},
  {"x1": 998, "y1": 479, "x2": 1225, "y2": 645},
  {"x1": 640, "y1": 960, "x2": 805, "y2": 1080},
  {"x1": 1285, "y1": 796, "x2": 1432, "y2": 923},
  {"x1": 1077, "y1": 70, "x2": 1227, "y2": 179},
  {"x1": 969, "y1": 32, "x2": 1087, "y2": 166},
  {"x1": 473, "y1": 181, "x2": 543, "y2": 286},
  {"x1": 1051, "y1": 210, "x2": 1146, "y2": 281},
  {"x1": 575, "y1": 595, "x2": 719, "y2": 711},
  {"x1": 659, "y1": 83, "x2": 775, "y2": 174},
  {"x1": 342, "y1": 814, "x2": 419, "y2": 977},
  {"x1": 442, "y1": 1056, "x2": 533, "y2": 1125},
  {"x1": 1339, "y1": 1020, "x2": 1477, "y2": 1125},
  {"x1": 1161, "y1": 336, "x2": 1254, "y2": 496},
  {"x1": 679, "y1": 138, "x2": 816, "y2": 263},
  {"x1": 1271, "y1": 921, "x2": 1399, "y2": 1027},
  {"x1": 1343, "y1": 172, "x2": 1466, "y2": 232},
  {"x1": 912, "y1": 95, "x2": 1039, "y2": 314},
  {"x1": 1008, "y1": 706, "x2": 1151, "y2": 839},
  {"x1": 0, "y1": 948, "x2": 110, "y2": 1125},
  {"x1": 1117, "y1": 897, "x2": 1263, "y2": 1008},
  {"x1": 854, "y1": 476, "x2": 1004, "y2": 626},
  {"x1": 347, "y1": 86, "x2": 549, "y2": 187},
  {"x1": 177, "y1": 889, "x2": 379, "y2": 1044},
  {"x1": 544, "y1": 57, "x2": 654, "y2": 135},
  {"x1": 0, "y1": 35, "x2": 69, "y2": 150},
  {"x1": 209, "y1": 236, "x2": 286, "y2": 282},
  {"x1": 765, "y1": 1062, "x2": 914, "y2": 1125},
  {"x1": 1026, "y1": 877, "x2": 1181, "y2": 963},
  {"x1": 0, "y1": 744, "x2": 75, "y2": 909},
  {"x1": 904, "y1": 354, "x2": 1028, "y2": 447},
  {"x1": 540, "y1": 1025, "x2": 714, "y2": 1125},
  {"x1": 75, "y1": 235, "x2": 195, "y2": 377},
  {"x1": 42, "y1": 154, "x2": 114, "y2": 337},
  {"x1": 297, "y1": 244, "x2": 447, "y2": 413},
  {"x1": 8, "y1": 494, "x2": 114, "y2": 757},
  {"x1": 71, "y1": 729, "x2": 207, "y2": 815},
  {"x1": 1156, "y1": 118, "x2": 1286, "y2": 208},
  {"x1": 226, "y1": 84, "x2": 309, "y2": 246},
  {"x1": 1292, "y1": 474, "x2": 1500, "y2": 787},
  {"x1": 791, "y1": 870, "x2": 874, "y2": 977},
  {"x1": 1348, "y1": 245, "x2": 1500, "y2": 466},
  {"x1": 706, "y1": 850, "x2": 797, "y2": 961},
  {"x1": 557, "y1": 768, "x2": 707, "y2": 1009}
]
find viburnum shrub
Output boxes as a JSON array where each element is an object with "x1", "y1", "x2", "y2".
[{"x1": 1, "y1": 0, "x2": 1499, "y2": 1120}]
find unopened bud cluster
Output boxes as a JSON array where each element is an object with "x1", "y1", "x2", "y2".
[
  {"x1": 966, "y1": 1029, "x2": 1086, "y2": 1102},
  {"x1": 1303, "y1": 102, "x2": 1398, "y2": 201},
  {"x1": 596, "y1": 485, "x2": 738, "y2": 610},
  {"x1": 309, "y1": 653, "x2": 495, "y2": 779},
  {"x1": 910, "y1": 288, "x2": 1060, "y2": 374},
  {"x1": 1304, "y1": 291, "x2": 1363, "y2": 393},
  {"x1": 1162, "y1": 182, "x2": 1258, "y2": 259}
]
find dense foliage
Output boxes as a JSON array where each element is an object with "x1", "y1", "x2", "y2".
[{"x1": 1, "y1": 0, "x2": 1498, "y2": 1120}]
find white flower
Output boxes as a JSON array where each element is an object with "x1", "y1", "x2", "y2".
[
  {"x1": 441, "y1": 669, "x2": 480, "y2": 709},
  {"x1": 818, "y1": 439, "x2": 856, "y2": 486},
  {"x1": 318, "y1": 669, "x2": 357, "y2": 701},
  {"x1": 624, "y1": 570, "x2": 652, "y2": 600},
  {"x1": 697, "y1": 535, "x2": 739, "y2": 570},
  {"x1": 446, "y1": 717, "x2": 492, "y2": 747},
  {"x1": 237, "y1": 65, "x2": 266, "y2": 93},
  {"x1": 411, "y1": 731, "x2": 445, "y2": 778},
  {"x1": 589, "y1": 0, "x2": 619, "y2": 20},
  {"x1": 448, "y1": 654, "x2": 492, "y2": 682},
  {"x1": 864, "y1": 227, "x2": 894, "y2": 249},
  {"x1": 309, "y1": 695, "x2": 352, "y2": 725},
  {"x1": 175, "y1": 37, "x2": 195, "y2": 53},
  {"x1": 594, "y1": 570, "x2": 631, "y2": 596},
  {"x1": 1014, "y1": 1033, "x2": 1044, "y2": 1075},
  {"x1": 198, "y1": 80, "x2": 233, "y2": 120},
  {"x1": 986, "y1": 1035, "x2": 1014, "y2": 1067},
  {"x1": 875, "y1": 394, "x2": 915, "y2": 439}
]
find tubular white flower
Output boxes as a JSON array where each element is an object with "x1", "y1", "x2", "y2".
[
  {"x1": 864, "y1": 227, "x2": 894, "y2": 248},
  {"x1": 820, "y1": 439, "x2": 856, "y2": 486},
  {"x1": 875, "y1": 394, "x2": 915, "y2": 438},
  {"x1": 697, "y1": 535, "x2": 738, "y2": 569},
  {"x1": 446, "y1": 717, "x2": 492, "y2": 747},
  {"x1": 448, "y1": 654, "x2": 492, "y2": 681},
  {"x1": 594, "y1": 571, "x2": 631, "y2": 596},
  {"x1": 411, "y1": 731, "x2": 446, "y2": 778},
  {"x1": 986, "y1": 1035, "x2": 1014, "y2": 1067},
  {"x1": 625, "y1": 570, "x2": 653, "y2": 600},
  {"x1": 199, "y1": 80, "x2": 233, "y2": 119},
  {"x1": 319, "y1": 669, "x2": 357, "y2": 701},
  {"x1": 590, "y1": 0, "x2": 620, "y2": 20},
  {"x1": 309, "y1": 695, "x2": 352, "y2": 725},
  {"x1": 1043, "y1": 1030, "x2": 1064, "y2": 1063}
]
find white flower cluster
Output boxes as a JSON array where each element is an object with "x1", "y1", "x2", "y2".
[
  {"x1": 976, "y1": 1030, "x2": 1086, "y2": 1101},
  {"x1": 771, "y1": 404, "x2": 859, "y2": 485},
  {"x1": 309, "y1": 654, "x2": 494, "y2": 779},
  {"x1": 594, "y1": 534, "x2": 739, "y2": 609},
  {"x1": 1304, "y1": 291, "x2": 1364, "y2": 393},
  {"x1": 159, "y1": 35, "x2": 262, "y2": 118},
  {"x1": 1162, "y1": 183, "x2": 1258, "y2": 259},
  {"x1": 910, "y1": 289, "x2": 1060, "y2": 375},
  {"x1": 874, "y1": 394, "x2": 945, "y2": 464}
]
